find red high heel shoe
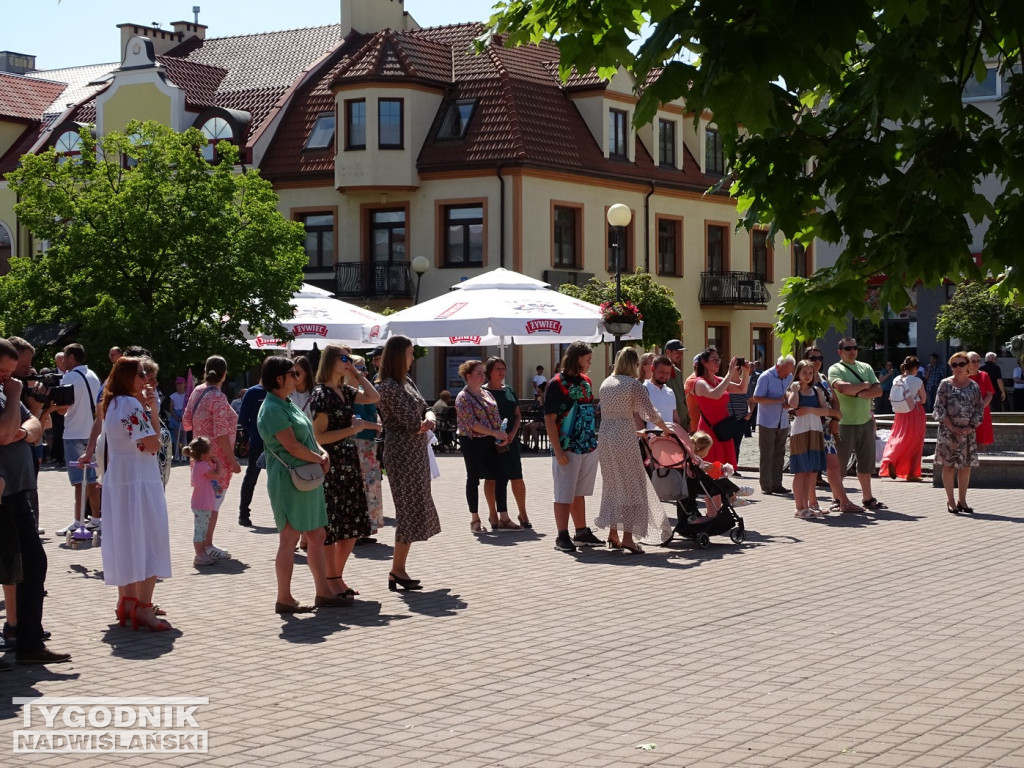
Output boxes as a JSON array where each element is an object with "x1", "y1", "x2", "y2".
[
  {"x1": 131, "y1": 602, "x2": 171, "y2": 632},
  {"x1": 115, "y1": 596, "x2": 137, "y2": 627}
]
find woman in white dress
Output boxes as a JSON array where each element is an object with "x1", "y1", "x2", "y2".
[
  {"x1": 100, "y1": 357, "x2": 172, "y2": 631},
  {"x1": 596, "y1": 347, "x2": 671, "y2": 554}
]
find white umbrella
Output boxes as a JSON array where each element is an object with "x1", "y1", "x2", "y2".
[
  {"x1": 243, "y1": 284, "x2": 386, "y2": 351},
  {"x1": 381, "y1": 268, "x2": 642, "y2": 348}
]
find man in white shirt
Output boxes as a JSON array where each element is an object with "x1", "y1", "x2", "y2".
[
  {"x1": 643, "y1": 356, "x2": 679, "y2": 429},
  {"x1": 532, "y1": 365, "x2": 547, "y2": 396},
  {"x1": 55, "y1": 343, "x2": 103, "y2": 535}
]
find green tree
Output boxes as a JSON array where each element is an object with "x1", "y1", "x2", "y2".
[
  {"x1": 2, "y1": 121, "x2": 306, "y2": 377},
  {"x1": 558, "y1": 270, "x2": 680, "y2": 348},
  {"x1": 935, "y1": 281, "x2": 1024, "y2": 352},
  {"x1": 485, "y1": 0, "x2": 1024, "y2": 348}
]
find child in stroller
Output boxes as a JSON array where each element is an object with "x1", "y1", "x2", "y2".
[{"x1": 639, "y1": 426, "x2": 745, "y2": 548}]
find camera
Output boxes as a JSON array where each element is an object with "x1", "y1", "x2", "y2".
[
  {"x1": 736, "y1": 357, "x2": 746, "y2": 368},
  {"x1": 22, "y1": 371, "x2": 76, "y2": 407}
]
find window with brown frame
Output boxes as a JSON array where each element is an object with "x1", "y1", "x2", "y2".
[
  {"x1": 751, "y1": 325, "x2": 773, "y2": 369},
  {"x1": 553, "y1": 206, "x2": 580, "y2": 268},
  {"x1": 707, "y1": 224, "x2": 728, "y2": 272},
  {"x1": 657, "y1": 217, "x2": 682, "y2": 276},
  {"x1": 299, "y1": 212, "x2": 335, "y2": 270},
  {"x1": 705, "y1": 324, "x2": 730, "y2": 362},
  {"x1": 442, "y1": 204, "x2": 484, "y2": 267},
  {"x1": 792, "y1": 242, "x2": 813, "y2": 277},
  {"x1": 751, "y1": 229, "x2": 773, "y2": 282}
]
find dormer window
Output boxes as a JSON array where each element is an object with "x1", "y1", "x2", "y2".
[
  {"x1": 305, "y1": 113, "x2": 336, "y2": 150},
  {"x1": 609, "y1": 108, "x2": 628, "y2": 158},
  {"x1": 54, "y1": 130, "x2": 83, "y2": 163},
  {"x1": 705, "y1": 127, "x2": 725, "y2": 175},
  {"x1": 200, "y1": 116, "x2": 233, "y2": 162},
  {"x1": 658, "y1": 119, "x2": 676, "y2": 167},
  {"x1": 437, "y1": 100, "x2": 476, "y2": 140}
]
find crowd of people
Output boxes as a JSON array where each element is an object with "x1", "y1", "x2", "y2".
[{"x1": 0, "y1": 329, "x2": 1011, "y2": 662}]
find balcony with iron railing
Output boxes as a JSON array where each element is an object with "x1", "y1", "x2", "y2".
[
  {"x1": 699, "y1": 271, "x2": 770, "y2": 306},
  {"x1": 334, "y1": 260, "x2": 413, "y2": 299}
]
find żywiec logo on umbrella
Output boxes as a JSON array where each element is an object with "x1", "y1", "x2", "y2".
[
  {"x1": 450, "y1": 336, "x2": 482, "y2": 344},
  {"x1": 255, "y1": 337, "x2": 282, "y2": 348},
  {"x1": 524, "y1": 319, "x2": 563, "y2": 334},
  {"x1": 292, "y1": 324, "x2": 328, "y2": 337}
]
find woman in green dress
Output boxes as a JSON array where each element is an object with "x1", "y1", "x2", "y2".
[{"x1": 257, "y1": 355, "x2": 350, "y2": 614}]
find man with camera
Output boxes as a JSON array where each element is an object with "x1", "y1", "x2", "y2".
[
  {"x1": 0, "y1": 339, "x2": 71, "y2": 666},
  {"x1": 55, "y1": 343, "x2": 103, "y2": 536}
]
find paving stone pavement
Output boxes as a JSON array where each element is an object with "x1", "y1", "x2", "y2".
[{"x1": 2, "y1": 454, "x2": 1024, "y2": 767}]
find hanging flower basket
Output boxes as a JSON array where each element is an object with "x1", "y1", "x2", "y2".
[{"x1": 600, "y1": 300, "x2": 642, "y2": 336}]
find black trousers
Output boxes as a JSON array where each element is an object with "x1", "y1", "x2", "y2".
[
  {"x1": 460, "y1": 436, "x2": 508, "y2": 515},
  {"x1": 2, "y1": 491, "x2": 47, "y2": 655},
  {"x1": 238, "y1": 438, "x2": 264, "y2": 516}
]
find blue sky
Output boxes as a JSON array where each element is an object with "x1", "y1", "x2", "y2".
[{"x1": 4, "y1": 0, "x2": 503, "y2": 70}]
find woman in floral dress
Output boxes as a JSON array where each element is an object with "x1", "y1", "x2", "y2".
[
  {"x1": 347, "y1": 355, "x2": 384, "y2": 537},
  {"x1": 595, "y1": 347, "x2": 671, "y2": 554},
  {"x1": 933, "y1": 351, "x2": 983, "y2": 514},
  {"x1": 375, "y1": 336, "x2": 440, "y2": 591},
  {"x1": 310, "y1": 344, "x2": 379, "y2": 598}
]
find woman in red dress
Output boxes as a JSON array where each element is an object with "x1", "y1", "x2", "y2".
[
  {"x1": 967, "y1": 352, "x2": 995, "y2": 448},
  {"x1": 693, "y1": 347, "x2": 751, "y2": 466}
]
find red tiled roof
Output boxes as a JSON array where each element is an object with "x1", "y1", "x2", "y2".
[
  {"x1": 155, "y1": 56, "x2": 227, "y2": 109},
  {"x1": 0, "y1": 72, "x2": 67, "y2": 120},
  {"x1": 264, "y1": 21, "x2": 722, "y2": 193},
  {"x1": 330, "y1": 29, "x2": 452, "y2": 85}
]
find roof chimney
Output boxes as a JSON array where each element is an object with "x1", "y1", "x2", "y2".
[
  {"x1": 0, "y1": 51, "x2": 36, "y2": 74},
  {"x1": 171, "y1": 20, "x2": 208, "y2": 41},
  {"x1": 340, "y1": 0, "x2": 417, "y2": 39},
  {"x1": 117, "y1": 22, "x2": 191, "y2": 57}
]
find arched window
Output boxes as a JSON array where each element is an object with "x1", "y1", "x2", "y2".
[
  {"x1": 200, "y1": 117, "x2": 233, "y2": 162},
  {"x1": 0, "y1": 220, "x2": 13, "y2": 276},
  {"x1": 54, "y1": 130, "x2": 82, "y2": 162}
]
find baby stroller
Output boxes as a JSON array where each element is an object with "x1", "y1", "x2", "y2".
[{"x1": 638, "y1": 424, "x2": 745, "y2": 549}]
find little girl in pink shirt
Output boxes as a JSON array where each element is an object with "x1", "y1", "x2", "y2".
[{"x1": 182, "y1": 437, "x2": 232, "y2": 567}]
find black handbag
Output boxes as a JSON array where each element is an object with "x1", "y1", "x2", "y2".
[{"x1": 698, "y1": 405, "x2": 745, "y2": 442}]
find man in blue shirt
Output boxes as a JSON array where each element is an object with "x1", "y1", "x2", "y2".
[
  {"x1": 237, "y1": 383, "x2": 267, "y2": 527},
  {"x1": 751, "y1": 355, "x2": 795, "y2": 494}
]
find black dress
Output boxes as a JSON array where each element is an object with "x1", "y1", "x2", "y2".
[{"x1": 309, "y1": 384, "x2": 371, "y2": 545}]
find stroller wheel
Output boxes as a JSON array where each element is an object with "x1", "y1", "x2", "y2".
[
  {"x1": 695, "y1": 532, "x2": 710, "y2": 549},
  {"x1": 729, "y1": 528, "x2": 745, "y2": 544}
]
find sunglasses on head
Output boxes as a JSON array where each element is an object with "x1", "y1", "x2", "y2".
[
  {"x1": 842, "y1": 345, "x2": 860, "y2": 351},
  {"x1": 950, "y1": 361, "x2": 968, "y2": 368},
  {"x1": 807, "y1": 355, "x2": 823, "y2": 361}
]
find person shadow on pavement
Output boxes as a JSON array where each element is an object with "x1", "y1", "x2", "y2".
[
  {"x1": 100, "y1": 625, "x2": 180, "y2": 659},
  {"x1": 393, "y1": 589, "x2": 466, "y2": 618}
]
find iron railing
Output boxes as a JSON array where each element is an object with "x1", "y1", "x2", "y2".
[
  {"x1": 699, "y1": 270, "x2": 770, "y2": 306},
  {"x1": 335, "y1": 261, "x2": 413, "y2": 299}
]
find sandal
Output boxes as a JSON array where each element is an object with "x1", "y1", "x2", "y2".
[
  {"x1": 495, "y1": 519, "x2": 522, "y2": 530},
  {"x1": 518, "y1": 516, "x2": 533, "y2": 529},
  {"x1": 620, "y1": 542, "x2": 644, "y2": 555},
  {"x1": 810, "y1": 505, "x2": 828, "y2": 517},
  {"x1": 327, "y1": 577, "x2": 359, "y2": 597},
  {"x1": 470, "y1": 520, "x2": 487, "y2": 534},
  {"x1": 275, "y1": 601, "x2": 315, "y2": 614},
  {"x1": 862, "y1": 498, "x2": 888, "y2": 511},
  {"x1": 956, "y1": 502, "x2": 974, "y2": 515},
  {"x1": 794, "y1": 508, "x2": 817, "y2": 519},
  {"x1": 839, "y1": 502, "x2": 865, "y2": 513},
  {"x1": 607, "y1": 538, "x2": 623, "y2": 550}
]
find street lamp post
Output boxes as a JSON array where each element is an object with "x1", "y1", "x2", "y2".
[
  {"x1": 606, "y1": 203, "x2": 632, "y2": 355},
  {"x1": 411, "y1": 255, "x2": 430, "y2": 303}
]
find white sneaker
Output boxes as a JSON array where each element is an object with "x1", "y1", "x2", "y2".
[
  {"x1": 736, "y1": 486, "x2": 755, "y2": 497},
  {"x1": 84, "y1": 518, "x2": 101, "y2": 531},
  {"x1": 732, "y1": 498, "x2": 752, "y2": 507},
  {"x1": 193, "y1": 552, "x2": 216, "y2": 566},
  {"x1": 205, "y1": 545, "x2": 231, "y2": 560},
  {"x1": 56, "y1": 520, "x2": 82, "y2": 536}
]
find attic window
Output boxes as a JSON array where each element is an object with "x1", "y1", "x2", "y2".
[
  {"x1": 305, "y1": 113, "x2": 336, "y2": 150},
  {"x1": 201, "y1": 116, "x2": 233, "y2": 162},
  {"x1": 54, "y1": 130, "x2": 82, "y2": 162},
  {"x1": 437, "y1": 100, "x2": 476, "y2": 139}
]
